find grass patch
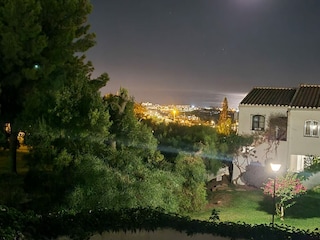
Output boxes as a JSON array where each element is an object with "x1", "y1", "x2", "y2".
[{"x1": 191, "y1": 185, "x2": 320, "y2": 231}]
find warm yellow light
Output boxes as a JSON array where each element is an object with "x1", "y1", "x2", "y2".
[{"x1": 172, "y1": 109, "x2": 176, "y2": 121}]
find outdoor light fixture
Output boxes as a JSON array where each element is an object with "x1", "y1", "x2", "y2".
[
  {"x1": 270, "y1": 163, "x2": 281, "y2": 172},
  {"x1": 270, "y1": 162, "x2": 281, "y2": 227}
]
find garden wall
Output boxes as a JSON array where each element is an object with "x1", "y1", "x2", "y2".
[{"x1": 57, "y1": 229, "x2": 246, "y2": 240}]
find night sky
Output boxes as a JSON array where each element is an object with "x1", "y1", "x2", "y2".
[{"x1": 86, "y1": 0, "x2": 320, "y2": 108}]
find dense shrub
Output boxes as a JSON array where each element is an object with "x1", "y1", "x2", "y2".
[
  {"x1": 1, "y1": 206, "x2": 320, "y2": 240},
  {"x1": 0, "y1": 174, "x2": 28, "y2": 208}
]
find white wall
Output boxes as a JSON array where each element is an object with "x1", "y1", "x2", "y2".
[
  {"x1": 232, "y1": 141, "x2": 288, "y2": 185},
  {"x1": 287, "y1": 108, "x2": 320, "y2": 156},
  {"x1": 238, "y1": 105, "x2": 288, "y2": 135},
  {"x1": 236, "y1": 103, "x2": 320, "y2": 177},
  {"x1": 236, "y1": 105, "x2": 289, "y2": 175}
]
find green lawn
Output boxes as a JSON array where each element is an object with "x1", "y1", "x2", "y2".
[{"x1": 191, "y1": 185, "x2": 320, "y2": 231}]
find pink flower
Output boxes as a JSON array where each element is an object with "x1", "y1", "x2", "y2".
[{"x1": 263, "y1": 173, "x2": 306, "y2": 205}]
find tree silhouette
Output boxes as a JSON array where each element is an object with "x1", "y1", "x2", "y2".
[{"x1": 217, "y1": 97, "x2": 232, "y2": 135}]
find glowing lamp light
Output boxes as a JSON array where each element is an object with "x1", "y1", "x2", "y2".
[{"x1": 270, "y1": 163, "x2": 281, "y2": 172}]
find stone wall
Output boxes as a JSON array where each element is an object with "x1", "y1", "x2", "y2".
[{"x1": 58, "y1": 229, "x2": 246, "y2": 240}]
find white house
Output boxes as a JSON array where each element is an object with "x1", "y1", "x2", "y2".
[{"x1": 233, "y1": 84, "x2": 320, "y2": 186}]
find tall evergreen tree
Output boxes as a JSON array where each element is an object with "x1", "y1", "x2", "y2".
[
  {"x1": 217, "y1": 97, "x2": 232, "y2": 135},
  {"x1": 219, "y1": 97, "x2": 229, "y2": 122},
  {"x1": 0, "y1": 0, "x2": 45, "y2": 172},
  {"x1": 24, "y1": 68, "x2": 111, "y2": 211},
  {"x1": 0, "y1": 0, "x2": 96, "y2": 172}
]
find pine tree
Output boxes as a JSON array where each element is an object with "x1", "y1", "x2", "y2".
[
  {"x1": 0, "y1": 0, "x2": 96, "y2": 172},
  {"x1": 217, "y1": 97, "x2": 232, "y2": 135}
]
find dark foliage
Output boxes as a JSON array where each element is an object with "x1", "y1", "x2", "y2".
[{"x1": 1, "y1": 206, "x2": 319, "y2": 240}]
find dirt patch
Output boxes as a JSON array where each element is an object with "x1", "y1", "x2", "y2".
[
  {"x1": 207, "y1": 175, "x2": 230, "y2": 192},
  {"x1": 206, "y1": 191, "x2": 233, "y2": 208},
  {"x1": 234, "y1": 184, "x2": 258, "y2": 191},
  {"x1": 206, "y1": 178, "x2": 258, "y2": 209}
]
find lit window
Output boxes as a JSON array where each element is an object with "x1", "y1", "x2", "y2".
[
  {"x1": 304, "y1": 120, "x2": 319, "y2": 137},
  {"x1": 252, "y1": 115, "x2": 265, "y2": 131}
]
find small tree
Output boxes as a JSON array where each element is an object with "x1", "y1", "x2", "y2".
[{"x1": 263, "y1": 173, "x2": 307, "y2": 219}]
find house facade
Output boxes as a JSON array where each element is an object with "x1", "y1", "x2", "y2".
[{"x1": 233, "y1": 84, "x2": 320, "y2": 185}]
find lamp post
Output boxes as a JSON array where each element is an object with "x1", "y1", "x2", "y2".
[{"x1": 270, "y1": 163, "x2": 281, "y2": 227}]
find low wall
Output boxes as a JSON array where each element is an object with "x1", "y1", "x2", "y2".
[{"x1": 58, "y1": 229, "x2": 246, "y2": 240}]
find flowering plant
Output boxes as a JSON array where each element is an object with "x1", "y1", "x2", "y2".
[{"x1": 263, "y1": 173, "x2": 307, "y2": 219}]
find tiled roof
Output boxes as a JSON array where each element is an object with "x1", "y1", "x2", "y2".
[
  {"x1": 290, "y1": 84, "x2": 320, "y2": 108},
  {"x1": 240, "y1": 84, "x2": 320, "y2": 109},
  {"x1": 240, "y1": 87, "x2": 296, "y2": 106}
]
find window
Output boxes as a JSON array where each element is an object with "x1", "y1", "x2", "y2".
[
  {"x1": 252, "y1": 115, "x2": 265, "y2": 131},
  {"x1": 304, "y1": 120, "x2": 319, "y2": 137},
  {"x1": 269, "y1": 116, "x2": 287, "y2": 141}
]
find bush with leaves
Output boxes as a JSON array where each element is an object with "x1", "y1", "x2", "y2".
[
  {"x1": 209, "y1": 208, "x2": 220, "y2": 222},
  {"x1": 304, "y1": 156, "x2": 320, "y2": 172},
  {"x1": 2, "y1": 207, "x2": 320, "y2": 240},
  {"x1": 174, "y1": 152, "x2": 207, "y2": 213},
  {"x1": 263, "y1": 173, "x2": 307, "y2": 219}
]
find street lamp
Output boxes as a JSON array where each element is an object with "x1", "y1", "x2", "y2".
[{"x1": 270, "y1": 163, "x2": 281, "y2": 227}]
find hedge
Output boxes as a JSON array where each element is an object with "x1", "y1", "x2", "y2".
[{"x1": 1, "y1": 205, "x2": 319, "y2": 240}]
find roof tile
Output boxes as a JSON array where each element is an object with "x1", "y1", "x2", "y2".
[
  {"x1": 290, "y1": 85, "x2": 320, "y2": 108},
  {"x1": 240, "y1": 84, "x2": 320, "y2": 108},
  {"x1": 240, "y1": 87, "x2": 296, "y2": 106}
]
